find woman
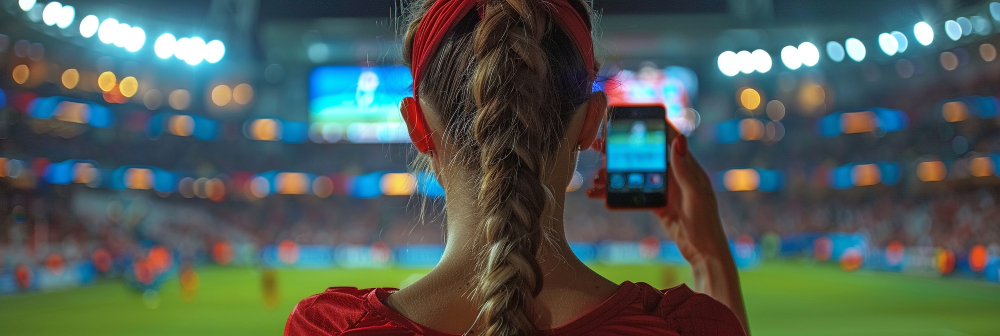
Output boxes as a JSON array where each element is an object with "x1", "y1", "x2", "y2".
[{"x1": 285, "y1": 0, "x2": 748, "y2": 335}]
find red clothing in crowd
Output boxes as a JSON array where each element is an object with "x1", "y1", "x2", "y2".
[{"x1": 285, "y1": 281, "x2": 747, "y2": 335}]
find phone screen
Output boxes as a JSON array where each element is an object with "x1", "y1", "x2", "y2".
[{"x1": 605, "y1": 106, "x2": 668, "y2": 209}]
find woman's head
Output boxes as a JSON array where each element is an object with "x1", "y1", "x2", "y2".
[{"x1": 401, "y1": 0, "x2": 603, "y2": 335}]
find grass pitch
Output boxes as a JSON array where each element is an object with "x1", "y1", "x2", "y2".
[{"x1": 1, "y1": 261, "x2": 998, "y2": 335}]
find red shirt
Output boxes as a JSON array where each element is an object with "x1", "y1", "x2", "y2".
[{"x1": 285, "y1": 281, "x2": 747, "y2": 335}]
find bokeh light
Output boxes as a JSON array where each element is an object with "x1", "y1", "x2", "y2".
[
  {"x1": 97, "y1": 72, "x2": 117, "y2": 92},
  {"x1": 233, "y1": 84, "x2": 253, "y2": 105},
  {"x1": 80, "y1": 15, "x2": 99, "y2": 38},
  {"x1": 945, "y1": 20, "x2": 962, "y2": 41},
  {"x1": 718, "y1": 51, "x2": 739, "y2": 76},
  {"x1": 940, "y1": 51, "x2": 959, "y2": 71},
  {"x1": 144, "y1": 89, "x2": 163, "y2": 110},
  {"x1": 41, "y1": 2, "x2": 61, "y2": 26},
  {"x1": 917, "y1": 161, "x2": 947, "y2": 182},
  {"x1": 914, "y1": 22, "x2": 934, "y2": 46},
  {"x1": 154, "y1": 34, "x2": 176, "y2": 59},
  {"x1": 97, "y1": 18, "x2": 119, "y2": 44},
  {"x1": 942, "y1": 101, "x2": 968, "y2": 122},
  {"x1": 737, "y1": 50, "x2": 755, "y2": 74},
  {"x1": 980, "y1": 43, "x2": 997, "y2": 62},
  {"x1": 781, "y1": 45, "x2": 802, "y2": 70},
  {"x1": 205, "y1": 40, "x2": 225, "y2": 64},
  {"x1": 61, "y1": 69, "x2": 79, "y2": 89},
  {"x1": 895, "y1": 59, "x2": 915, "y2": 78},
  {"x1": 124, "y1": 27, "x2": 146, "y2": 52},
  {"x1": 724, "y1": 169, "x2": 760, "y2": 191},
  {"x1": 826, "y1": 41, "x2": 845, "y2": 62},
  {"x1": 739, "y1": 119, "x2": 765, "y2": 141},
  {"x1": 957, "y1": 17, "x2": 972, "y2": 36},
  {"x1": 12, "y1": 65, "x2": 29, "y2": 85},
  {"x1": 55, "y1": 5, "x2": 74, "y2": 29},
  {"x1": 970, "y1": 157, "x2": 995, "y2": 177},
  {"x1": 19, "y1": 0, "x2": 35, "y2": 11},
  {"x1": 169, "y1": 89, "x2": 191, "y2": 110},
  {"x1": 212, "y1": 85, "x2": 232, "y2": 106},
  {"x1": 119, "y1": 77, "x2": 139, "y2": 98},
  {"x1": 891, "y1": 31, "x2": 908, "y2": 53},
  {"x1": 168, "y1": 115, "x2": 194, "y2": 137},
  {"x1": 798, "y1": 42, "x2": 820, "y2": 67},
  {"x1": 183, "y1": 37, "x2": 207, "y2": 65},
  {"x1": 752, "y1": 49, "x2": 772, "y2": 73},
  {"x1": 739, "y1": 88, "x2": 762, "y2": 110},
  {"x1": 878, "y1": 33, "x2": 899, "y2": 56},
  {"x1": 845, "y1": 38, "x2": 866, "y2": 62},
  {"x1": 766, "y1": 100, "x2": 785, "y2": 121}
]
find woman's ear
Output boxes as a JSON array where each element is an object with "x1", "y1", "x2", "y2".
[
  {"x1": 576, "y1": 92, "x2": 608, "y2": 150},
  {"x1": 400, "y1": 97, "x2": 435, "y2": 153}
]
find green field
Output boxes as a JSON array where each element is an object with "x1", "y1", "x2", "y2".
[{"x1": 1, "y1": 261, "x2": 998, "y2": 335}]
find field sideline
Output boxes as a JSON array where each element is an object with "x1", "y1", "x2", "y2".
[{"x1": 1, "y1": 261, "x2": 998, "y2": 335}]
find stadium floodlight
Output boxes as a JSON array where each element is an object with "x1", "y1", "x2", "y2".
[
  {"x1": 878, "y1": 33, "x2": 899, "y2": 56},
  {"x1": 19, "y1": 0, "x2": 36, "y2": 12},
  {"x1": 113, "y1": 23, "x2": 130, "y2": 47},
  {"x1": 80, "y1": 15, "x2": 98, "y2": 38},
  {"x1": 798, "y1": 42, "x2": 820, "y2": 67},
  {"x1": 55, "y1": 5, "x2": 74, "y2": 29},
  {"x1": 914, "y1": 22, "x2": 934, "y2": 46},
  {"x1": 124, "y1": 27, "x2": 145, "y2": 52},
  {"x1": 752, "y1": 49, "x2": 772, "y2": 73},
  {"x1": 737, "y1": 50, "x2": 755, "y2": 74},
  {"x1": 718, "y1": 51, "x2": 740, "y2": 76},
  {"x1": 845, "y1": 38, "x2": 866, "y2": 62},
  {"x1": 154, "y1": 34, "x2": 176, "y2": 59},
  {"x1": 781, "y1": 45, "x2": 802, "y2": 70},
  {"x1": 945, "y1": 20, "x2": 961, "y2": 41},
  {"x1": 183, "y1": 37, "x2": 207, "y2": 65},
  {"x1": 205, "y1": 40, "x2": 225, "y2": 64},
  {"x1": 891, "y1": 31, "x2": 908, "y2": 53},
  {"x1": 42, "y1": 1, "x2": 61, "y2": 26},
  {"x1": 957, "y1": 17, "x2": 972, "y2": 36},
  {"x1": 97, "y1": 18, "x2": 119, "y2": 44},
  {"x1": 826, "y1": 41, "x2": 845, "y2": 62}
]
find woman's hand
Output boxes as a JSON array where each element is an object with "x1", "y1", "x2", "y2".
[
  {"x1": 586, "y1": 128, "x2": 749, "y2": 332},
  {"x1": 586, "y1": 130, "x2": 728, "y2": 263}
]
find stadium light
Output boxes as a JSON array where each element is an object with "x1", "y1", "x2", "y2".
[
  {"x1": 97, "y1": 18, "x2": 119, "y2": 44},
  {"x1": 80, "y1": 15, "x2": 98, "y2": 38},
  {"x1": 183, "y1": 37, "x2": 206, "y2": 65},
  {"x1": 845, "y1": 38, "x2": 866, "y2": 62},
  {"x1": 891, "y1": 31, "x2": 908, "y2": 53},
  {"x1": 781, "y1": 45, "x2": 802, "y2": 70},
  {"x1": 124, "y1": 27, "x2": 145, "y2": 52},
  {"x1": 205, "y1": 40, "x2": 225, "y2": 64},
  {"x1": 799, "y1": 42, "x2": 820, "y2": 67},
  {"x1": 42, "y1": 1, "x2": 61, "y2": 26},
  {"x1": 19, "y1": 0, "x2": 36, "y2": 11},
  {"x1": 826, "y1": 41, "x2": 845, "y2": 62},
  {"x1": 718, "y1": 51, "x2": 739, "y2": 76},
  {"x1": 957, "y1": 17, "x2": 972, "y2": 36},
  {"x1": 737, "y1": 50, "x2": 755, "y2": 74},
  {"x1": 751, "y1": 49, "x2": 772, "y2": 73},
  {"x1": 878, "y1": 33, "x2": 899, "y2": 56},
  {"x1": 914, "y1": 22, "x2": 934, "y2": 46},
  {"x1": 945, "y1": 20, "x2": 961, "y2": 41},
  {"x1": 154, "y1": 33, "x2": 176, "y2": 59},
  {"x1": 112, "y1": 23, "x2": 130, "y2": 47},
  {"x1": 55, "y1": 5, "x2": 74, "y2": 29}
]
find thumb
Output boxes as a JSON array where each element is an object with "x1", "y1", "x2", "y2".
[{"x1": 668, "y1": 135, "x2": 701, "y2": 207}]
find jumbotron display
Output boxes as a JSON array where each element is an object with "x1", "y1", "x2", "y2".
[{"x1": 308, "y1": 66, "x2": 412, "y2": 143}]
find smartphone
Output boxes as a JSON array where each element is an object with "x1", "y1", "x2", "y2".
[{"x1": 605, "y1": 105, "x2": 669, "y2": 209}]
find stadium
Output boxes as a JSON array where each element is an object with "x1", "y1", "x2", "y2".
[{"x1": 0, "y1": 0, "x2": 999, "y2": 335}]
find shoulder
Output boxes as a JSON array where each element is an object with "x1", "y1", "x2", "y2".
[
  {"x1": 634, "y1": 282, "x2": 747, "y2": 336},
  {"x1": 283, "y1": 287, "x2": 381, "y2": 336}
]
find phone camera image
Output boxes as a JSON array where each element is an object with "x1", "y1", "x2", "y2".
[{"x1": 605, "y1": 106, "x2": 669, "y2": 209}]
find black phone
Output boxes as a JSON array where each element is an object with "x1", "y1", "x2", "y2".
[{"x1": 604, "y1": 105, "x2": 669, "y2": 209}]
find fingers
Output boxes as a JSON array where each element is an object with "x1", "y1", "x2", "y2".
[{"x1": 668, "y1": 135, "x2": 703, "y2": 203}]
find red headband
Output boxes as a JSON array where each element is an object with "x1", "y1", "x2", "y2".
[{"x1": 402, "y1": 0, "x2": 596, "y2": 153}]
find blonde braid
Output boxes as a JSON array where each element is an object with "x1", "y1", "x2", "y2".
[{"x1": 470, "y1": 1, "x2": 561, "y2": 335}]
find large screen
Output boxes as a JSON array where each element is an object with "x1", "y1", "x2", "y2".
[
  {"x1": 309, "y1": 66, "x2": 413, "y2": 143},
  {"x1": 604, "y1": 63, "x2": 700, "y2": 135}
]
